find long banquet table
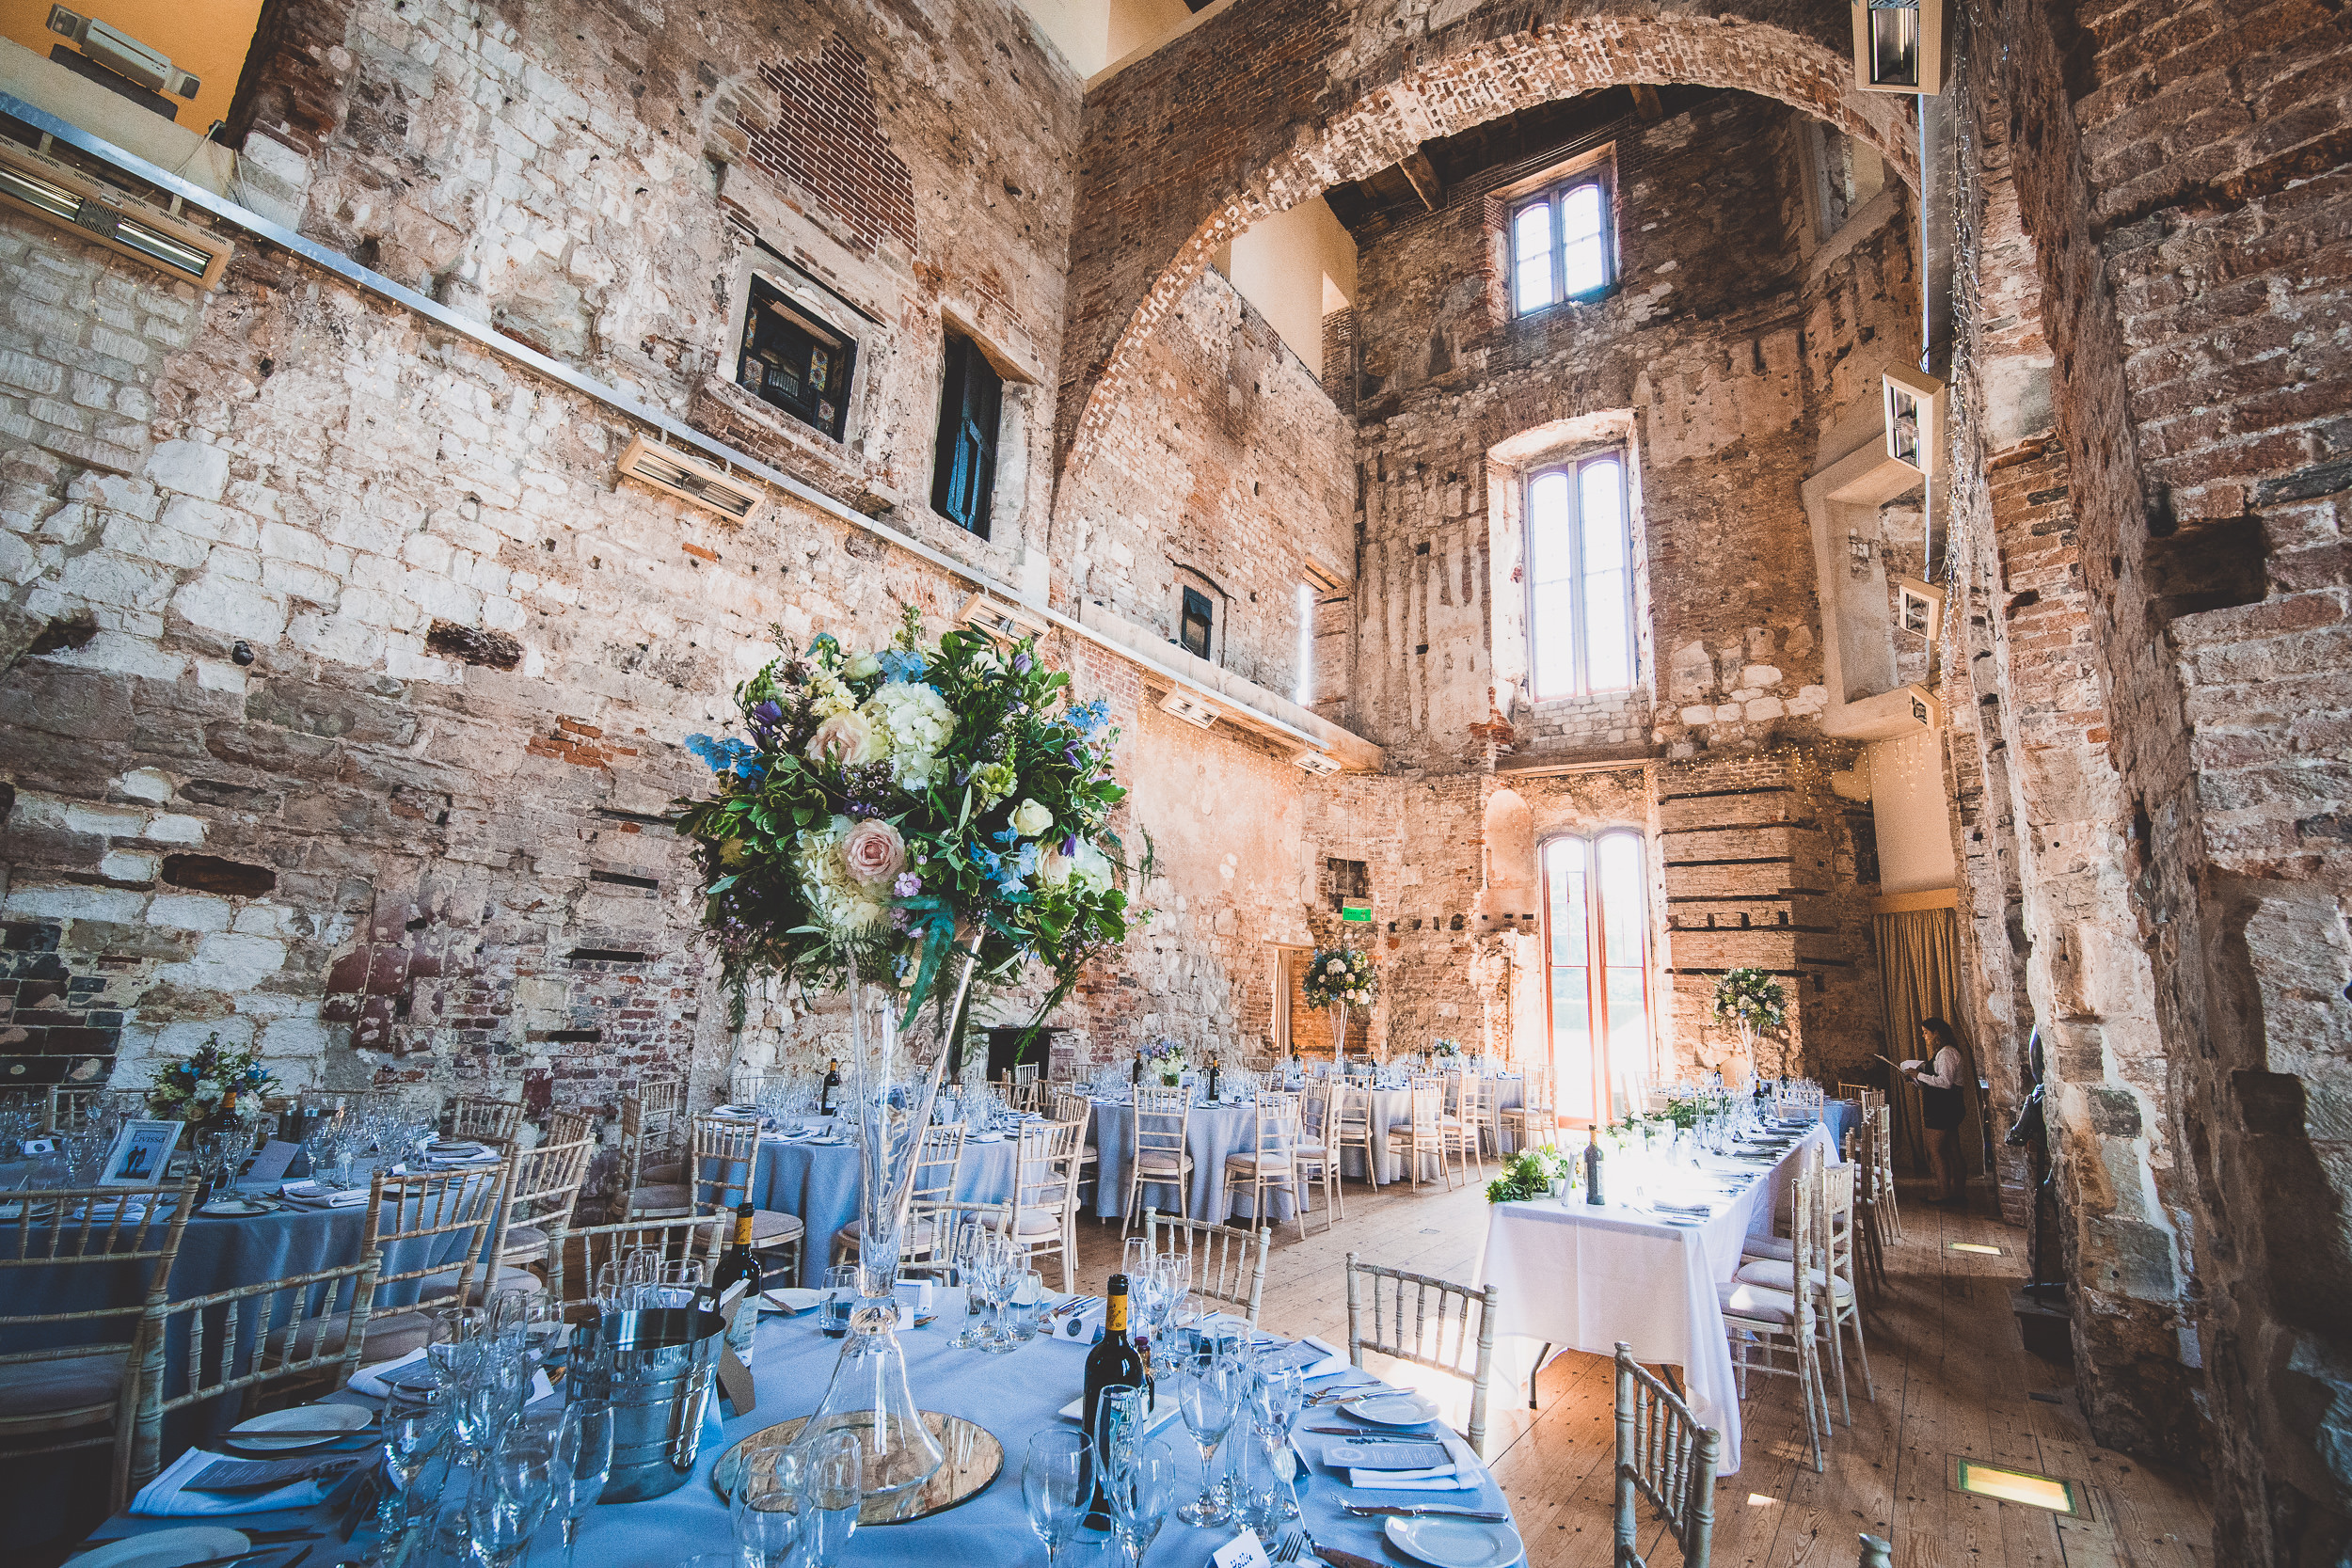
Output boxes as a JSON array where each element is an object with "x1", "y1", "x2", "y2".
[
  {"x1": 68, "y1": 1291, "x2": 1521, "y2": 1568},
  {"x1": 1476, "y1": 1121, "x2": 1836, "y2": 1473}
]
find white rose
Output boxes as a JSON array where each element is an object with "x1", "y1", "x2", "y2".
[
  {"x1": 1010, "y1": 798, "x2": 1054, "y2": 838},
  {"x1": 1041, "y1": 838, "x2": 1112, "y2": 891},
  {"x1": 847, "y1": 652, "x2": 882, "y2": 679},
  {"x1": 1326, "y1": 959, "x2": 1343, "y2": 975}
]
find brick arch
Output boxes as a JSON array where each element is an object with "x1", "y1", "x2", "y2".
[{"x1": 1055, "y1": 4, "x2": 1917, "y2": 491}]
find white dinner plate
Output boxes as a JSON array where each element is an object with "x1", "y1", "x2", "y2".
[
  {"x1": 1385, "y1": 1514, "x2": 1524, "y2": 1568},
  {"x1": 761, "y1": 1288, "x2": 820, "y2": 1314},
  {"x1": 228, "y1": 1402, "x2": 374, "y2": 1450},
  {"x1": 1343, "y1": 1390, "x2": 1439, "y2": 1426},
  {"x1": 72, "y1": 1528, "x2": 250, "y2": 1568},
  {"x1": 199, "y1": 1196, "x2": 277, "y2": 1217}
]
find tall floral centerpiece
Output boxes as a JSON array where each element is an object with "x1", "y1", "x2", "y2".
[
  {"x1": 146, "y1": 1033, "x2": 277, "y2": 1138},
  {"x1": 1141, "y1": 1037, "x2": 1184, "y2": 1086},
  {"x1": 1303, "y1": 946, "x2": 1378, "y2": 1060},
  {"x1": 675, "y1": 607, "x2": 1142, "y2": 1499},
  {"x1": 1711, "y1": 967, "x2": 1788, "y2": 1086}
]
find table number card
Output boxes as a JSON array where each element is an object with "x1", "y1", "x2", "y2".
[
  {"x1": 99, "y1": 1119, "x2": 183, "y2": 1186},
  {"x1": 246, "y1": 1140, "x2": 300, "y2": 1185},
  {"x1": 1211, "y1": 1526, "x2": 1272, "y2": 1568}
]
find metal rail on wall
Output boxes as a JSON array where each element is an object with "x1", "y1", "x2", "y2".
[{"x1": 0, "y1": 87, "x2": 1350, "y2": 763}]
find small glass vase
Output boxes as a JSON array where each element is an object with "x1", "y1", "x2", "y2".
[
  {"x1": 1327, "y1": 1003, "x2": 1348, "y2": 1062},
  {"x1": 801, "y1": 946, "x2": 980, "y2": 1501}
]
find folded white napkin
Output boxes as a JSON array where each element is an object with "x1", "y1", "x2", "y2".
[
  {"x1": 1291, "y1": 1335, "x2": 1350, "y2": 1379},
  {"x1": 131, "y1": 1444, "x2": 341, "y2": 1516},
  {"x1": 281, "y1": 1182, "x2": 369, "y2": 1208},
  {"x1": 1340, "y1": 1425, "x2": 1486, "y2": 1493},
  {"x1": 347, "y1": 1346, "x2": 428, "y2": 1398}
]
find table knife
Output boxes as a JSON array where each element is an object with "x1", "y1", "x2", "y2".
[
  {"x1": 1305, "y1": 1427, "x2": 1427, "y2": 1439},
  {"x1": 1342, "y1": 1505, "x2": 1509, "y2": 1522},
  {"x1": 1310, "y1": 1546, "x2": 1390, "y2": 1568}
]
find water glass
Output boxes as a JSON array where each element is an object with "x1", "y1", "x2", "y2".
[
  {"x1": 796, "y1": 1432, "x2": 863, "y2": 1568},
  {"x1": 466, "y1": 1420, "x2": 556, "y2": 1568},
  {"x1": 1009, "y1": 1269, "x2": 1046, "y2": 1343},
  {"x1": 378, "y1": 1400, "x2": 453, "y2": 1534},
  {"x1": 1175, "y1": 1340, "x2": 1242, "y2": 1526},
  {"x1": 1101, "y1": 1436, "x2": 1176, "y2": 1568},
  {"x1": 1022, "y1": 1429, "x2": 1090, "y2": 1568},
  {"x1": 819, "y1": 1264, "x2": 858, "y2": 1339},
  {"x1": 550, "y1": 1398, "x2": 612, "y2": 1568},
  {"x1": 729, "y1": 1459, "x2": 802, "y2": 1568}
]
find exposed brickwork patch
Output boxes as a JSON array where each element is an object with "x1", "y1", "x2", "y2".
[{"x1": 740, "y1": 41, "x2": 918, "y2": 254}]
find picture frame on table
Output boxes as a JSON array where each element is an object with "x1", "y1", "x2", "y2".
[{"x1": 99, "y1": 1119, "x2": 183, "y2": 1186}]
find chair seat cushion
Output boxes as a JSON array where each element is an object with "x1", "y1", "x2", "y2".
[
  {"x1": 839, "y1": 1216, "x2": 942, "y2": 1256},
  {"x1": 419, "y1": 1263, "x2": 548, "y2": 1303},
  {"x1": 1135, "y1": 1154, "x2": 1192, "y2": 1175},
  {"x1": 1740, "y1": 1235, "x2": 1797, "y2": 1263},
  {"x1": 264, "y1": 1308, "x2": 435, "y2": 1363},
  {"x1": 0, "y1": 1347, "x2": 124, "y2": 1418},
  {"x1": 751, "y1": 1209, "x2": 803, "y2": 1246},
  {"x1": 641, "y1": 1160, "x2": 684, "y2": 1185},
  {"x1": 1291, "y1": 1141, "x2": 1330, "y2": 1160},
  {"x1": 1733, "y1": 1259, "x2": 1852, "y2": 1301},
  {"x1": 981, "y1": 1207, "x2": 1066, "y2": 1239},
  {"x1": 1717, "y1": 1280, "x2": 1799, "y2": 1324},
  {"x1": 627, "y1": 1184, "x2": 691, "y2": 1214},
  {"x1": 501, "y1": 1225, "x2": 550, "y2": 1258},
  {"x1": 1223, "y1": 1152, "x2": 1295, "y2": 1171}
]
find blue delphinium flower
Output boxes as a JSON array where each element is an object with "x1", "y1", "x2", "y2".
[
  {"x1": 1067, "y1": 699, "x2": 1109, "y2": 736},
  {"x1": 686, "y1": 734, "x2": 765, "y2": 781},
  {"x1": 877, "y1": 648, "x2": 929, "y2": 683}
]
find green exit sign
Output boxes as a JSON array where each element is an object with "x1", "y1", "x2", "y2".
[{"x1": 1341, "y1": 902, "x2": 1372, "y2": 923}]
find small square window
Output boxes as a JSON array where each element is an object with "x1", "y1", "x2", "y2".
[
  {"x1": 739, "y1": 275, "x2": 853, "y2": 442},
  {"x1": 1180, "y1": 587, "x2": 1215, "y2": 660},
  {"x1": 1510, "y1": 162, "x2": 1615, "y2": 316}
]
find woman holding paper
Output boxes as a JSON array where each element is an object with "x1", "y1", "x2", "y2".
[{"x1": 1900, "y1": 1018, "x2": 1969, "y2": 1206}]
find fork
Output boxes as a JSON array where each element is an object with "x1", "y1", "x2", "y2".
[{"x1": 1274, "y1": 1529, "x2": 1309, "y2": 1563}]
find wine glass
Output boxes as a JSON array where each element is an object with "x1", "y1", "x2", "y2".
[
  {"x1": 729, "y1": 1452, "x2": 801, "y2": 1568},
  {"x1": 377, "y1": 1398, "x2": 453, "y2": 1535},
  {"x1": 1248, "y1": 1361, "x2": 1307, "y2": 1522},
  {"x1": 1102, "y1": 1436, "x2": 1177, "y2": 1568},
  {"x1": 796, "y1": 1431, "x2": 863, "y2": 1568},
  {"x1": 466, "y1": 1418, "x2": 557, "y2": 1568},
  {"x1": 550, "y1": 1398, "x2": 612, "y2": 1568},
  {"x1": 1022, "y1": 1430, "x2": 1090, "y2": 1568},
  {"x1": 950, "y1": 1223, "x2": 990, "y2": 1350},
  {"x1": 1175, "y1": 1338, "x2": 1242, "y2": 1525}
]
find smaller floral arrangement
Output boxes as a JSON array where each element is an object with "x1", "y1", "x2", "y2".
[
  {"x1": 1430, "y1": 1037, "x2": 1463, "y2": 1059},
  {"x1": 1712, "y1": 967, "x2": 1788, "y2": 1036},
  {"x1": 1486, "y1": 1147, "x2": 1573, "y2": 1204},
  {"x1": 1303, "y1": 947, "x2": 1377, "y2": 1010},
  {"x1": 1141, "y1": 1038, "x2": 1185, "y2": 1084},
  {"x1": 147, "y1": 1032, "x2": 276, "y2": 1133}
]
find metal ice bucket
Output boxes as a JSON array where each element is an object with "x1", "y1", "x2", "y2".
[{"x1": 576, "y1": 1307, "x2": 727, "y2": 1502}]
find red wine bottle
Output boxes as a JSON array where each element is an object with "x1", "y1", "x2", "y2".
[{"x1": 1082, "y1": 1274, "x2": 1145, "y2": 1527}]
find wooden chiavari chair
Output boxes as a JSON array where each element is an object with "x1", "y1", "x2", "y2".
[
  {"x1": 1144, "y1": 1207, "x2": 1270, "y2": 1329},
  {"x1": 1343, "y1": 1252, "x2": 1500, "y2": 1454},
  {"x1": 1121, "y1": 1085, "x2": 1195, "y2": 1236},
  {"x1": 1329, "y1": 1084, "x2": 1380, "y2": 1189},
  {"x1": 620, "y1": 1082, "x2": 690, "y2": 1219},
  {"x1": 682, "y1": 1115, "x2": 804, "y2": 1285},
  {"x1": 444, "y1": 1092, "x2": 525, "y2": 1148},
  {"x1": 1222, "y1": 1090, "x2": 1305, "y2": 1243},
  {"x1": 547, "y1": 1213, "x2": 727, "y2": 1323},
  {"x1": 382, "y1": 1156, "x2": 516, "y2": 1320},
  {"x1": 1295, "y1": 1079, "x2": 1343, "y2": 1226},
  {"x1": 1719, "y1": 1159, "x2": 1827, "y2": 1472},
  {"x1": 834, "y1": 1121, "x2": 966, "y2": 1272},
  {"x1": 1612, "y1": 1340, "x2": 1720, "y2": 1568},
  {"x1": 490, "y1": 1133, "x2": 595, "y2": 1277},
  {"x1": 1390, "y1": 1081, "x2": 1457, "y2": 1189},
  {"x1": 1499, "y1": 1064, "x2": 1556, "y2": 1154},
  {"x1": 1049, "y1": 1087, "x2": 1098, "y2": 1211},
  {"x1": 984, "y1": 1118, "x2": 1086, "y2": 1291}
]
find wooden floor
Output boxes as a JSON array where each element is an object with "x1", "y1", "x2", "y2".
[{"x1": 1066, "y1": 1167, "x2": 2212, "y2": 1568}]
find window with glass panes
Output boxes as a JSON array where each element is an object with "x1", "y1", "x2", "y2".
[
  {"x1": 737, "y1": 275, "x2": 853, "y2": 442},
  {"x1": 1524, "y1": 451, "x2": 1635, "y2": 700},
  {"x1": 1541, "y1": 831, "x2": 1654, "y2": 1124},
  {"x1": 1510, "y1": 169, "x2": 1613, "y2": 314}
]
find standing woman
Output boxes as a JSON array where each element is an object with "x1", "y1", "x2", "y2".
[{"x1": 1901, "y1": 1018, "x2": 1968, "y2": 1206}]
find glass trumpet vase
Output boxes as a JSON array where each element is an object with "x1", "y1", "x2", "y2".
[
  {"x1": 1328, "y1": 1002, "x2": 1348, "y2": 1063},
  {"x1": 802, "y1": 947, "x2": 980, "y2": 1501}
]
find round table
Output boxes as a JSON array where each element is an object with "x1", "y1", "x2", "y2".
[{"x1": 748, "y1": 1121, "x2": 1022, "y2": 1285}]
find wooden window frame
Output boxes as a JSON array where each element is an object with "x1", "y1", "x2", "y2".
[
  {"x1": 1523, "y1": 448, "x2": 1636, "y2": 702},
  {"x1": 737, "y1": 273, "x2": 856, "y2": 443},
  {"x1": 1504, "y1": 150, "x2": 1617, "y2": 319},
  {"x1": 931, "y1": 330, "x2": 1004, "y2": 538},
  {"x1": 1539, "y1": 829, "x2": 1656, "y2": 1125}
]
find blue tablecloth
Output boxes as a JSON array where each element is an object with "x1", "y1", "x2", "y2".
[
  {"x1": 64, "y1": 1292, "x2": 1520, "y2": 1568},
  {"x1": 749, "y1": 1124, "x2": 1020, "y2": 1285},
  {"x1": 1823, "y1": 1099, "x2": 1861, "y2": 1154}
]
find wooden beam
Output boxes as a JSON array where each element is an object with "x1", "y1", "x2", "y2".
[
  {"x1": 1399, "y1": 148, "x2": 1443, "y2": 212},
  {"x1": 1629, "y1": 83, "x2": 1664, "y2": 119}
]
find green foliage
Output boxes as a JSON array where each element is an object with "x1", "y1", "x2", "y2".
[
  {"x1": 1302, "y1": 946, "x2": 1376, "y2": 1010},
  {"x1": 1712, "y1": 966, "x2": 1788, "y2": 1033},
  {"x1": 1486, "y1": 1147, "x2": 1572, "y2": 1204}
]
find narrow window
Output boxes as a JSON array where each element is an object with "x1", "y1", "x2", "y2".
[
  {"x1": 1509, "y1": 163, "x2": 1615, "y2": 315},
  {"x1": 1541, "y1": 830, "x2": 1655, "y2": 1123},
  {"x1": 1295, "y1": 582, "x2": 1315, "y2": 705},
  {"x1": 931, "y1": 332, "x2": 1003, "y2": 537},
  {"x1": 1180, "y1": 587, "x2": 1215, "y2": 660},
  {"x1": 739, "y1": 275, "x2": 853, "y2": 442},
  {"x1": 1525, "y1": 451, "x2": 1635, "y2": 700}
]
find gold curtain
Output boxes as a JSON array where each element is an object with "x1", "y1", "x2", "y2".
[{"x1": 1874, "y1": 906, "x2": 1980, "y2": 1175}]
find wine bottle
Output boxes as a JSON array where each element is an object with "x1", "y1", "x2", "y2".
[
  {"x1": 711, "y1": 1202, "x2": 760, "y2": 1362},
  {"x1": 1583, "y1": 1128, "x2": 1606, "y2": 1206},
  {"x1": 1082, "y1": 1274, "x2": 1146, "y2": 1528},
  {"x1": 1206, "y1": 1053, "x2": 1221, "y2": 1101},
  {"x1": 820, "y1": 1058, "x2": 841, "y2": 1117}
]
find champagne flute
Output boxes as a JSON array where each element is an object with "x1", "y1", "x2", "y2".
[
  {"x1": 729, "y1": 1453, "x2": 800, "y2": 1568},
  {"x1": 1102, "y1": 1436, "x2": 1177, "y2": 1568},
  {"x1": 1022, "y1": 1430, "x2": 1090, "y2": 1568},
  {"x1": 797, "y1": 1431, "x2": 863, "y2": 1568},
  {"x1": 550, "y1": 1397, "x2": 612, "y2": 1568}
]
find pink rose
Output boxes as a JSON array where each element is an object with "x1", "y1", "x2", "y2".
[
  {"x1": 841, "y1": 818, "x2": 907, "y2": 884},
  {"x1": 807, "y1": 711, "x2": 879, "y2": 768}
]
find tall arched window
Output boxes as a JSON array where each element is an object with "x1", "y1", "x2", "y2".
[
  {"x1": 1541, "y1": 830, "x2": 1654, "y2": 1123},
  {"x1": 1525, "y1": 451, "x2": 1633, "y2": 700}
]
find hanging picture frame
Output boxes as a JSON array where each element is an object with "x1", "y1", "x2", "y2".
[{"x1": 99, "y1": 1118, "x2": 183, "y2": 1186}]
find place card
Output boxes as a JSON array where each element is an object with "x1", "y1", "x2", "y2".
[
  {"x1": 1324, "y1": 1440, "x2": 1450, "y2": 1471},
  {"x1": 246, "y1": 1140, "x2": 300, "y2": 1185},
  {"x1": 1210, "y1": 1527, "x2": 1272, "y2": 1568}
]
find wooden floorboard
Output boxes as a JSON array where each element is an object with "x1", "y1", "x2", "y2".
[{"x1": 1068, "y1": 1173, "x2": 2212, "y2": 1567}]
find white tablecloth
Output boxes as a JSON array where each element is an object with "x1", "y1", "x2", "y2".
[{"x1": 1475, "y1": 1123, "x2": 1836, "y2": 1473}]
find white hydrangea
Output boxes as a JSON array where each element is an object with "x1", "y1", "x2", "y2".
[
  {"x1": 861, "y1": 682, "x2": 955, "y2": 787},
  {"x1": 1040, "y1": 837, "x2": 1113, "y2": 892},
  {"x1": 796, "y1": 816, "x2": 890, "y2": 938}
]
